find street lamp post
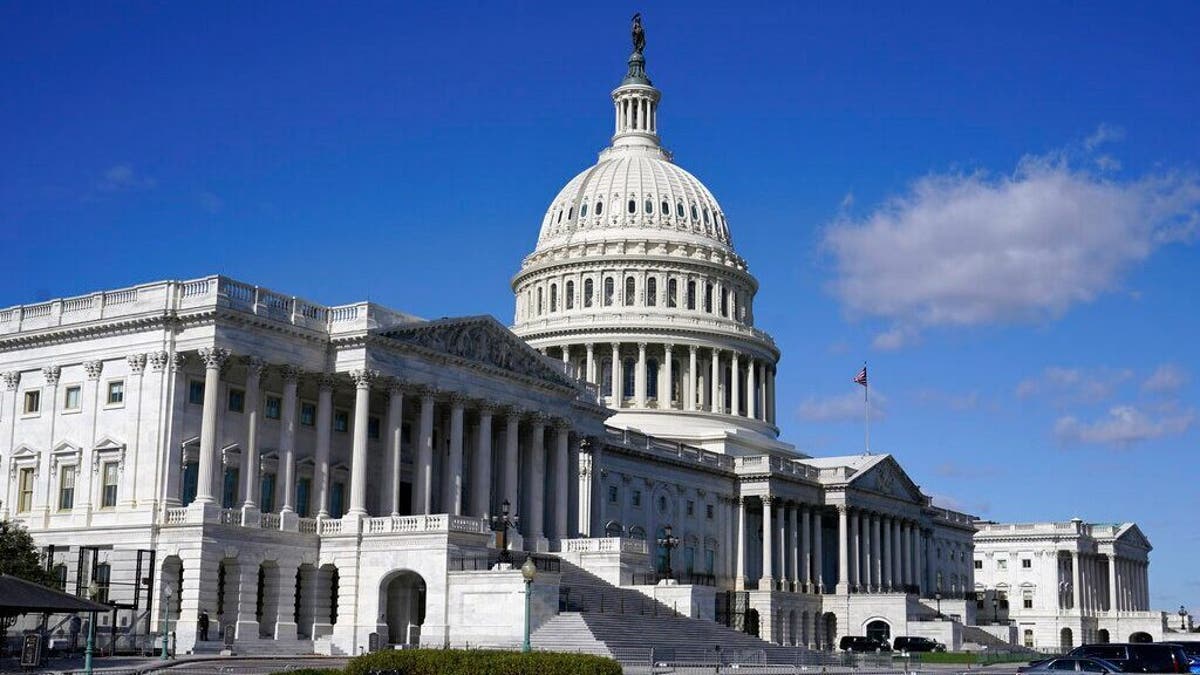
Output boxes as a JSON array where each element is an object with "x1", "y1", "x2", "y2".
[
  {"x1": 521, "y1": 557, "x2": 537, "y2": 653},
  {"x1": 491, "y1": 499, "x2": 519, "y2": 566},
  {"x1": 1179, "y1": 606, "x2": 1188, "y2": 631},
  {"x1": 657, "y1": 525, "x2": 680, "y2": 581},
  {"x1": 160, "y1": 586, "x2": 173, "y2": 660},
  {"x1": 84, "y1": 581, "x2": 99, "y2": 675},
  {"x1": 992, "y1": 594, "x2": 1000, "y2": 624},
  {"x1": 935, "y1": 592, "x2": 942, "y2": 619}
]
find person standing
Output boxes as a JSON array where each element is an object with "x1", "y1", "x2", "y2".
[{"x1": 198, "y1": 610, "x2": 210, "y2": 642}]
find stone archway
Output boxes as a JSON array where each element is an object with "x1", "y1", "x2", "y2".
[
  {"x1": 1097, "y1": 628, "x2": 1110, "y2": 644},
  {"x1": 382, "y1": 570, "x2": 427, "y2": 646},
  {"x1": 865, "y1": 618, "x2": 891, "y2": 645},
  {"x1": 1060, "y1": 627, "x2": 1074, "y2": 651},
  {"x1": 1129, "y1": 631, "x2": 1152, "y2": 643},
  {"x1": 822, "y1": 613, "x2": 838, "y2": 651},
  {"x1": 744, "y1": 608, "x2": 760, "y2": 637}
]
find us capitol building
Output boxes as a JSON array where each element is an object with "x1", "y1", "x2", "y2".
[{"x1": 0, "y1": 21, "x2": 1171, "y2": 658}]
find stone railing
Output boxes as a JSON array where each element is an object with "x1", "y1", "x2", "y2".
[
  {"x1": 606, "y1": 427, "x2": 735, "y2": 470},
  {"x1": 0, "y1": 275, "x2": 422, "y2": 337},
  {"x1": 363, "y1": 513, "x2": 491, "y2": 535},
  {"x1": 562, "y1": 537, "x2": 649, "y2": 555},
  {"x1": 318, "y1": 518, "x2": 342, "y2": 535},
  {"x1": 218, "y1": 508, "x2": 240, "y2": 525},
  {"x1": 260, "y1": 513, "x2": 281, "y2": 530},
  {"x1": 734, "y1": 455, "x2": 821, "y2": 480},
  {"x1": 163, "y1": 508, "x2": 189, "y2": 526},
  {"x1": 298, "y1": 517, "x2": 318, "y2": 534}
]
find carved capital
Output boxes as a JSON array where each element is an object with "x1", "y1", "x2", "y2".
[
  {"x1": 553, "y1": 418, "x2": 572, "y2": 431},
  {"x1": 197, "y1": 347, "x2": 231, "y2": 370},
  {"x1": 579, "y1": 436, "x2": 594, "y2": 452},
  {"x1": 243, "y1": 356, "x2": 268, "y2": 380},
  {"x1": 315, "y1": 373, "x2": 338, "y2": 392},
  {"x1": 383, "y1": 378, "x2": 405, "y2": 395},
  {"x1": 2, "y1": 371, "x2": 20, "y2": 391},
  {"x1": 446, "y1": 392, "x2": 467, "y2": 407},
  {"x1": 476, "y1": 400, "x2": 498, "y2": 415},
  {"x1": 170, "y1": 352, "x2": 187, "y2": 371},
  {"x1": 762, "y1": 495, "x2": 774, "y2": 506},
  {"x1": 147, "y1": 351, "x2": 170, "y2": 372},
  {"x1": 42, "y1": 365, "x2": 62, "y2": 387},
  {"x1": 349, "y1": 368, "x2": 378, "y2": 389},
  {"x1": 664, "y1": 343, "x2": 674, "y2": 354},
  {"x1": 278, "y1": 365, "x2": 302, "y2": 384},
  {"x1": 83, "y1": 361, "x2": 104, "y2": 380},
  {"x1": 127, "y1": 353, "x2": 147, "y2": 375}
]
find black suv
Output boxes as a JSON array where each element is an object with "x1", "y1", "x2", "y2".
[
  {"x1": 1068, "y1": 643, "x2": 1190, "y2": 673},
  {"x1": 840, "y1": 635, "x2": 892, "y2": 652},
  {"x1": 893, "y1": 636, "x2": 946, "y2": 653}
]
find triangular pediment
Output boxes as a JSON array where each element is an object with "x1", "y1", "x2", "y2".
[
  {"x1": 377, "y1": 315, "x2": 577, "y2": 389},
  {"x1": 1116, "y1": 523, "x2": 1153, "y2": 551},
  {"x1": 94, "y1": 436, "x2": 126, "y2": 451},
  {"x1": 849, "y1": 455, "x2": 925, "y2": 503}
]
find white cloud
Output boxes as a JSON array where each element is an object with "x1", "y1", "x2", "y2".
[
  {"x1": 1142, "y1": 363, "x2": 1189, "y2": 395},
  {"x1": 871, "y1": 326, "x2": 918, "y2": 351},
  {"x1": 1016, "y1": 366, "x2": 1133, "y2": 403},
  {"x1": 823, "y1": 144, "x2": 1200, "y2": 347},
  {"x1": 1084, "y1": 123, "x2": 1125, "y2": 151},
  {"x1": 797, "y1": 390, "x2": 886, "y2": 422},
  {"x1": 97, "y1": 164, "x2": 156, "y2": 191},
  {"x1": 1054, "y1": 404, "x2": 1195, "y2": 447}
]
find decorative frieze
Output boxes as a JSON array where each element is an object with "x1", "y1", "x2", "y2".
[{"x1": 42, "y1": 365, "x2": 61, "y2": 386}]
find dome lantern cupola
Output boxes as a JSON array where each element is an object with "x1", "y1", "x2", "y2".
[{"x1": 611, "y1": 13, "x2": 663, "y2": 154}]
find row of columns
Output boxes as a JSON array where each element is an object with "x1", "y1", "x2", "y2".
[
  {"x1": 841, "y1": 507, "x2": 924, "y2": 593},
  {"x1": 552, "y1": 342, "x2": 776, "y2": 424},
  {"x1": 190, "y1": 349, "x2": 578, "y2": 543}
]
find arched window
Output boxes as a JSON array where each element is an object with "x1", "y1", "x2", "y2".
[
  {"x1": 565, "y1": 280, "x2": 575, "y2": 310},
  {"x1": 703, "y1": 208, "x2": 710, "y2": 224},
  {"x1": 629, "y1": 525, "x2": 646, "y2": 540},
  {"x1": 601, "y1": 358, "x2": 613, "y2": 393},
  {"x1": 550, "y1": 283, "x2": 558, "y2": 312},
  {"x1": 662, "y1": 199, "x2": 670, "y2": 215},
  {"x1": 647, "y1": 358, "x2": 659, "y2": 399},
  {"x1": 686, "y1": 281, "x2": 696, "y2": 310},
  {"x1": 676, "y1": 201, "x2": 685, "y2": 218},
  {"x1": 624, "y1": 276, "x2": 636, "y2": 306},
  {"x1": 595, "y1": 200, "x2": 604, "y2": 215},
  {"x1": 568, "y1": 207, "x2": 574, "y2": 220},
  {"x1": 646, "y1": 277, "x2": 657, "y2": 306},
  {"x1": 704, "y1": 283, "x2": 713, "y2": 313},
  {"x1": 645, "y1": 198, "x2": 654, "y2": 214},
  {"x1": 605, "y1": 520, "x2": 623, "y2": 537},
  {"x1": 667, "y1": 279, "x2": 678, "y2": 308},
  {"x1": 720, "y1": 288, "x2": 728, "y2": 317},
  {"x1": 623, "y1": 358, "x2": 636, "y2": 398},
  {"x1": 691, "y1": 204, "x2": 699, "y2": 221},
  {"x1": 557, "y1": 209, "x2": 563, "y2": 224},
  {"x1": 628, "y1": 199, "x2": 636, "y2": 214},
  {"x1": 603, "y1": 277, "x2": 614, "y2": 306},
  {"x1": 581, "y1": 201, "x2": 588, "y2": 217},
  {"x1": 584, "y1": 279, "x2": 594, "y2": 308},
  {"x1": 536, "y1": 287, "x2": 544, "y2": 315}
]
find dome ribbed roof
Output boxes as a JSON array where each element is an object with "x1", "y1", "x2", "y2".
[{"x1": 535, "y1": 149, "x2": 732, "y2": 252}]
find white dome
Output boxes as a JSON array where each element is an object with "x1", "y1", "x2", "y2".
[{"x1": 535, "y1": 148, "x2": 733, "y2": 253}]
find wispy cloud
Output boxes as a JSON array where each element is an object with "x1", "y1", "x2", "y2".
[
  {"x1": 797, "y1": 389, "x2": 886, "y2": 423},
  {"x1": 1054, "y1": 404, "x2": 1194, "y2": 447},
  {"x1": 822, "y1": 129, "x2": 1200, "y2": 348},
  {"x1": 1142, "y1": 363, "x2": 1189, "y2": 395},
  {"x1": 96, "y1": 164, "x2": 156, "y2": 192},
  {"x1": 1016, "y1": 366, "x2": 1134, "y2": 404}
]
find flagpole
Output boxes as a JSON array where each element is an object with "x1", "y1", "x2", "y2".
[{"x1": 863, "y1": 361, "x2": 871, "y2": 455}]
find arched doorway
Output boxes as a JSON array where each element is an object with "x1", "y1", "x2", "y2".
[
  {"x1": 865, "y1": 619, "x2": 891, "y2": 644},
  {"x1": 823, "y1": 613, "x2": 838, "y2": 651},
  {"x1": 789, "y1": 610, "x2": 798, "y2": 646},
  {"x1": 1097, "y1": 628, "x2": 1110, "y2": 644},
  {"x1": 1060, "y1": 627, "x2": 1074, "y2": 651},
  {"x1": 1129, "y1": 631, "x2": 1152, "y2": 643},
  {"x1": 382, "y1": 571, "x2": 426, "y2": 646},
  {"x1": 744, "y1": 608, "x2": 760, "y2": 637}
]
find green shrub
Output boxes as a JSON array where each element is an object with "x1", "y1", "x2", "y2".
[
  {"x1": 270, "y1": 669, "x2": 342, "y2": 675},
  {"x1": 344, "y1": 648, "x2": 623, "y2": 675}
]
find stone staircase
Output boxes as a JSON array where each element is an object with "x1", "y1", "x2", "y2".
[
  {"x1": 533, "y1": 560, "x2": 816, "y2": 665},
  {"x1": 961, "y1": 625, "x2": 1038, "y2": 655},
  {"x1": 187, "y1": 638, "x2": 316, "y2": 656}
]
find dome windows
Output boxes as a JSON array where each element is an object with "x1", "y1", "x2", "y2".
[
  {"x1": 595, "y1": 200, "x2": 604, "y2": 216},
  {"x1": 662, "y1": 199, "x2": 670, "y2": 216},
  {"x1": 581, "y1": 201, "x2": 589, "y2": 218},
  {"x1": 667, "y1": 278, "x2": 678, "y2": 308},
  {"x1": 691, "y1": 204, "x2": 699, "y2": 221},
  {"x1": 565, "y1": 280, "x2": 575, "y2": 310},
  {"x1": 624, "y1": 276, "x2": 636, "y2": 306},
  {"x1": 703, "y1": 208, "x2": 710, "y2": 225},
  {"x1": 603, "y1": 277, "x2": 614, "y2": 306},
  {"x1": 568, "y1": 207, "x2": 574, "y2": 220},
  {"x1": 550, "y1": 283, "x2": 558, "y2": 312},
  {"x1": 647, "y1": 277, "x2": 657, "y2": 306},
  {"x1": 686, "y1": 280, "x2": 696, "y2": 310},
  {"x1": 584, "y1": 279, "x2": 594, "y2": 308},
  {"x1": 676, "y1": 201, "x2": 684, "y2": 218},
  {"x1": 645, "y1": 198, "x2": 654, "y2": 214},
  {"x1": 557, "y1": 209, "x2": 563, "y2": 224},
  {"x1": 628, "y1": 199, "x2": 636, "y2": 214}
]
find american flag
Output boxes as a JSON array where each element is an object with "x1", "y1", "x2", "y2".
[{"x1": 853, "y1": 366, "x2": 868, "y2": 387}]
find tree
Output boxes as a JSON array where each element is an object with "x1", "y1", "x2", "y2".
[{"x1": 0, "y1": 518, "x2": 57, "y2": 587}]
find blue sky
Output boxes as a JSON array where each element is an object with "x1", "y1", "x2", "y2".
[{"x1": 2, "y1": 2, "x2": 1197, "y2": 612}]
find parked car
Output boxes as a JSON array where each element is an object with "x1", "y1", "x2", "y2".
[
  {"x1": 1069, "y1": 643, "x2": 1191, "y2": 673},
  {"x1": 1017, "y1": 656, "x2": 1125, "y2": 673},
  {"x1": 839, "y1": 635, "x2": 892, "y2": 652},
  {"x1": 893, "y1": 636, "x2": 946, "y2": 653},
  {"x1": 1161, "y1": 642, "x2": 1200, "y2": 674}
]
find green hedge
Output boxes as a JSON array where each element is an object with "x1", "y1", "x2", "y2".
[
  {"x1": 274, "y1": 669, "x2": 342, "y2": 675},
  {"x1": 343, "y1": 648, "x2": 623, "y2": 675}
]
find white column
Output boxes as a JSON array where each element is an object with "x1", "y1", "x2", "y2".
[
  {"x1": 585, "y1": 343, "x2": 596, "y2": 383},
  {"x1": 776, "y1": 501, "x2": 786, "y2": 590},
  {"x1": 746, "y1": 357, "x2": 757, "y2": 419},
  {"x1": 473, "y1": 404, "x2": 494, "y2": 518},
  {"x1": 447, "y1": 395, "x2": 465, "y2": 516},
  {"x1": 730, "y1": 351, "x2": 741, "y2": 416},
  {"x1": 837, "y1": 505, "x2": 850, "y2": 593},
  {"x1": 277, "y1": 367, "x2": 300, "y2": 514},
  {"x1": 528, "y1": 417, "x2": 546, "y2": 544},
  {"x1": 761, "y1": 496, "x2": 774, "y2": 588},
  {"x1": 663, "y1": 344, "x2": 674, "y2": 408},
  {"x1": 735, "y1": 497, "x2": 747, "y2": 590},
  {"x1": 871, "y1": 514, "x2": 882, "y2": 590},
  {"x1": 1071, "y1": 551, "x2": 1082, "y2": 610},
  {"x1": 412, "y1": 390, "x2": 435, "y2": 515},
  {"x1": 812, "y1": 508, "x2": 824, "y2": 593},
  {"x1": 194, "y1": 347, "x2": 230, "y2": 506},
  {"x1": 710, "y1": 349, "x2": 721, "y2": 412},
  {"x1": 635, "y1": 342, "x2": 647, "y2": 408},
  {"x1": 610, "y1": 343, "x2": 621, "y2": 404},
  {"x1": 553, "y1": 422, "x2": 569, "y2": 540},
  {"x1": 893, "y1": 518, "x2": 903, "y2": 590},
  {"x1": 314, "y1": 374, "x2": 335, "y2": 518},
  {"x1": 849, "y1": 508, "x2": 860, "y2": 590},
  {"x1": 860, "y1": 512, "x2": 871, "y2": 591},
  {"x1": 385, "y1": 383, "x2": 404, "y2": 517},
  {"x1": 503, "y1": 411, "x2": 520, "y2": 514},
  {"x1": 347, "y1": 369, "x2": 375, "y2": 517},
  {"x1": 560, "y1": 344, "x2": 570, "y2": 375},
  {"x1": 687, "y1": 345, "x2": 698, "y2": 411},
  {"x1": 901, "y1": 522, "x2": 912, "y2": 588},
  {"x1": 789, "y1": 505, "x2": 800, "y2": 590},
  {"x1": 241, "y1": 358, "x2": 266, "y2": 511},
  {"x1": 882, "y1": 515, "x2": 893, "y2": 590},
  {"x1": 800, "y1": 505, "x2": 811, "y2": 589}
]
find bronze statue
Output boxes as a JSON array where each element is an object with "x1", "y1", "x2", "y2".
[{"x1": 632, "y1": 13, "x2": 645, "y2": 55}]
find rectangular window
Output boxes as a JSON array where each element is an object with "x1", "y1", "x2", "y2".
[
  {"x1": 300, "y1": 402, "x2": 316, "y2": 427},
  {"x1": 296, "y1": 478, "x2": 312, "y2": 517},
  {"x1": 1022, "y1": 559, "x2": 1032, "y2": 569},
  {"x1": 106, "y1": 380, "x2": 124, "y2": 405},
  {"x1": 18, "y1": 467, "x2": 35, "y2": 512},
  {"x1": 608, "y1": 485, "x2": 618, "y2": 503},
  {"x1": 260, "y1": 473, "x2": 276, "y2": 512},
  {"x1": 188, "y1": 380, "x2": 205, "y2": 405},
  {"x1": 94, "y1": 563, "x2": 111, "y2": 604},
  {"x1": 686, "y1": 500, "x2": 695, "y2": 517},
  {"x1": 64, "y1": 386, "x2": 82, "y2": 411},
  {"x1": 101, "y1": 462, "x2": 119, "y2": 508},
  {"x1": 59, "y1": 465, "x2": 76, "y2": 510},
  {"x1": 23, "y1": 390, "x2": 41, "y2": 414},
  {"x1": 706, "y1": 503, "x2": 714, "y2": 519},
  {"x1": 334, "y1": 410, "x2": 349, "y2": 433},
  {"x1": 974, "y1": 560, "x2": 983, "y2": 569},
  {"x1": 222, "y1": 467, "x2": 239, "y2": 508},
  {"x1": 997, "y1": 559, "x2": 1008, "y2": 571},
  {"x1": 368, "y1": 416, "x2": 380, "y2": 440},
  {"x1": 265, "y1": 396, "x2": 282, "y2": 420},
  {"x1": 1024, "y1": 597, "x2": 1033, "y2": 609},
  {"x1": 228, "y1": 388, "x2": 245, "y2": 413},
  {"x1": 330, "y1": 481, "x2": 345, "y2": 518},
  {"x1": 181, "y1": 462, "x2": 199, "y2": 506},
  {"x1": 632, "y1": 490, "x2": 642, "y2": 507}
]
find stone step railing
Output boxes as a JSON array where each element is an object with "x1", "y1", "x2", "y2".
[
  {"x1": 363, "y1": 513, "x2": 491, "y2": 535},
  {"x1": 562, "y1": 537, "x2": 649, "y2": 555}
]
